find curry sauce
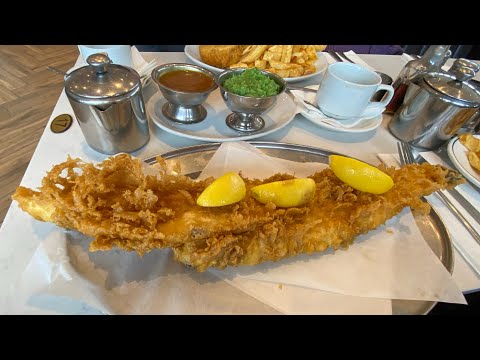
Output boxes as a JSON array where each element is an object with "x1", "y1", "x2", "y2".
[{"x1": 159, "y1": 70, "x2": 214, "y2": 92}]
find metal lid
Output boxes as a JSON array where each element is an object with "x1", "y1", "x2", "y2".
[
  {"x1": 65, "y1": 53, "x2": 140, "y2": 103},
  {"x1": 424, "y1": 71, "x2": 480, "y2": 108}
]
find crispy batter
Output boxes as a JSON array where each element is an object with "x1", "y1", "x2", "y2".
[
  {"x1": 199, "y1": 45, "x2": 245, "y2": 69},
  {"x1": 12, "y1": 154, "x2": 464, "y2": 271},
  {"x1": 172, "y1": 163, "x2": 465, "y2": 270}
]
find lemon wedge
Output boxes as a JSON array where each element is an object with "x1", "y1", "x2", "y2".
[
  {"x1": 329, "y1": 155, "x2": 394, "y2": 194},
  {"x1": 196, "y1": 172, "x2": 246, "y2": 207},
  {"x1": 251, "y1": 178, "x2": 316, "y2": 207}
]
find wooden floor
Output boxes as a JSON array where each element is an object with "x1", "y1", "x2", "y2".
[{"x1": 0, "y1": 45, "x2": 79, "y2": 226}]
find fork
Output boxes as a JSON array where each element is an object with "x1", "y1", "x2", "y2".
[{"x1": 397, "y1": 141, "x2": 480, "y2": 245}]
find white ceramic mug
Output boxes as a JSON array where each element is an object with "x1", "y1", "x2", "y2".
[
  {"x1": 315, "y1": 62, "x2": 394, "y2": 119},
  {"x1": 78, "y1": 45, "x2": 133, "y2": 67}
]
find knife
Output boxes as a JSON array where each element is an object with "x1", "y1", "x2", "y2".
[
  {"x1": 445, "y1": 188, "x2": 480, "y2": 225},
  {"x1": 327, "y1": 50, "x2": 344, "y2": 63},
  {"x1": 338, "y1": 52, "x2": 355, "y2": 63}
]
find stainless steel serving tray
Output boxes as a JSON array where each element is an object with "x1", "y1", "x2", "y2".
[{"x1": 144, "y1": 141, "x2": 454, "y2": 315}]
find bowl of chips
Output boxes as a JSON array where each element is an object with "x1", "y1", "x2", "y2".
[{"x1": 185, "y1": 45, "x2": 328, "y2": 83}]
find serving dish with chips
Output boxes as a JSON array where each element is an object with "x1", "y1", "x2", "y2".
[
  {"x1": 447, "y1": 134, "x2": 480, "y2": 188},
  {"x1": 185, "y1": 45, "x2": 329, "y2": 83}
]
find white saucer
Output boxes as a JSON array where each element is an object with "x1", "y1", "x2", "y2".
[
  {"x1": 146, "y1": 90, "x2": 297, "y2": 142},
  {"x1": 447, "y1": 135, "x2": 480, "y2": 189},
  {"x1": 301, "y1": 107, "x2": 384, "y2": 133}
]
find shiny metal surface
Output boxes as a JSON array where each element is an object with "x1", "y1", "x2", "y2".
[
  {"x1": 225, "y1": 113, "x2": 265, "y2": 133},
  {"x1": 65, "y1": 53, "x2": 140, "y2": 103},
  {"x1": 446, "y1": 187, "x2": 480, "y2": 225},
  {"x1": 338, "y1": 52, "x2": 354, "y2": 63},
  {"x1": 327, "y1": 51, "x2": 343, "y2": 63},
  {"x1": 217, "y1": 68, "x2": 286, "y2": 132},
  {"x1": 287, "y1": 84, "x2": 318, "y2": 93},
  {"x1": 389, "y1": 72, "x2": 480, "y2": 150},
  {"x1": 425, "y1": 72, "x2": 480, "y2": 106},
  {"x1": 448, "y1": 58, "x2": 480, "y2": 74},
  {"x1": 151, "y1": 63, "x2": 217, "y2": 124},
  {"x1": 65, "y1": 53, "x2": 149, "y2": 154},
  {"x1": 143, "y1": 141, "x2": 453, "y2": 315}
]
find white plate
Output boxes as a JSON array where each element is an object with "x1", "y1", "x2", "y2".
[
  {"x1": 147, "y1": 89, "x2": 297, "y2": 142},
  {"x1": 447, "y1": 135, "x2": 480, "y2": 188},
  {"x1": 184, "y1": 45, "x2": 328, "y2": 83}
]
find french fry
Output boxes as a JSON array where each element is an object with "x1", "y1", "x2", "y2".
[
  {"x1": 240, "y1": 45, "x2": 269, "y2": 63},
  {"x1": 459, "y1": 134, "x2": 480, "y2": 172},
  {"x1": 254, "y1": 59, "x2": 267, "y2": 69},
  {"x1": 229, "y1": 62, "x2": 249, "y2": 68},
  {"x1": 314, "y1": 45, "x2": 327, "y2": 51},
  {"x1": 280, "y1": 45, "x2": 293, "y2": 64},
  {"x1": 468, "y1": 151, "x2": 480, "y2": 172},
  {"x1": 227, "y1": 44, "x2": 326, "y2": 78}
]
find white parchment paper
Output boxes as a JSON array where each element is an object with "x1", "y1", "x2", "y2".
[{"x1": 201, "y1": 142, "x2": 466, "y2": 304}]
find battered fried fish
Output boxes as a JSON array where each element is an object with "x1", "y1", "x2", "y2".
[
  {"x1": 199, "y1": 45, "x2": 245, "y2": 69},
  {"x1": 12, "y1": 154, "x2": 464, "y2": 271}
]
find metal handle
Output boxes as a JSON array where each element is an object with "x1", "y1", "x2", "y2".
[
  {"x1": 86, "y1": 53, "x2": 112, "y2": 74},
  {"x1": 449, "y1": 66, "x2": 476, "y2": 82},
  {"x1": 287, "y1": 85, "x2": 318, "y2": 93},
  {"x1": 447, "y1": 58, "x2": 479, "y2": 82},
  {"x1": 451, "y1": 58, "x2": 480, "y2": 73}
]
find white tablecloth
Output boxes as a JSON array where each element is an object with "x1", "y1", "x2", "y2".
[{"x1": 1, "y1": 52, "x2": 479, "y2": 314}]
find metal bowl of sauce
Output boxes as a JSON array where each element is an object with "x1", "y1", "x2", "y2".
[{"x1": 152, "y1": 63, "x2": 218, "y2": 123}]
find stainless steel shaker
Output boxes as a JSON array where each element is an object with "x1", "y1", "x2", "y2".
[
  {"x1": 65, "y1": 53, "x2": 150, "y2": 154},
  {"x1": 388, "y1": 59, "x2": 480, "y2": 149}
]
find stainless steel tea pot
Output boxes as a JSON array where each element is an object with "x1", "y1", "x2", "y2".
[
  {"x1": 65, "y1": 53, "x2": 150, "y2": 154},
  {"x1": 388, "y1": 59, "x2": 480, "y2": 149}
]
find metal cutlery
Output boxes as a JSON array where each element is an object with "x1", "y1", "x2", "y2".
[
  {"x1": 46, "y1": 66, "x2": 69, "y2": 76},
  {"x1": 327, "y1": 50, "x2": 344, "y2": 63},
  {"x1": 327, "y1": 51, "x2": 355, "y2": 63},
  {"x1": 302, "y1": 98, "x2": 322, "y2": 111},
  {"x1": 287, "y1": 85, "x2": 318, "y2": 93},
  {"x1": 397, "y1": 141, "x2": 480, "y2": 245},
  {"x1": 338, "y1": 52, "x2": 355, "y2": 63},
  {"x1": 285, "y1": 88, "x2": 321, "y2": 111}
]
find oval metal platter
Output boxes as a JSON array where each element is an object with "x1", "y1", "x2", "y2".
[{"x1": 144, "y1": 141, "x2": 454, "y2": 315}]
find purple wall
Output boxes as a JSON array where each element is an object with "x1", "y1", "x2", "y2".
[{"x1": 325, "y1": 45, "x2": 404, "y2": 55}]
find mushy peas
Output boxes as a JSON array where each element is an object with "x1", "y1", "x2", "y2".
[
  {"x1": 159, "y1": 70, "x2": 215, "y2": 92},
  {"x1": 223, "y1": 68, "x2": 280, "y2": 97}
]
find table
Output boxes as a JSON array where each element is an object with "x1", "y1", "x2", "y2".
[{"x1": 1, "y1": 52, "x2": 479, "y2": 314}]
